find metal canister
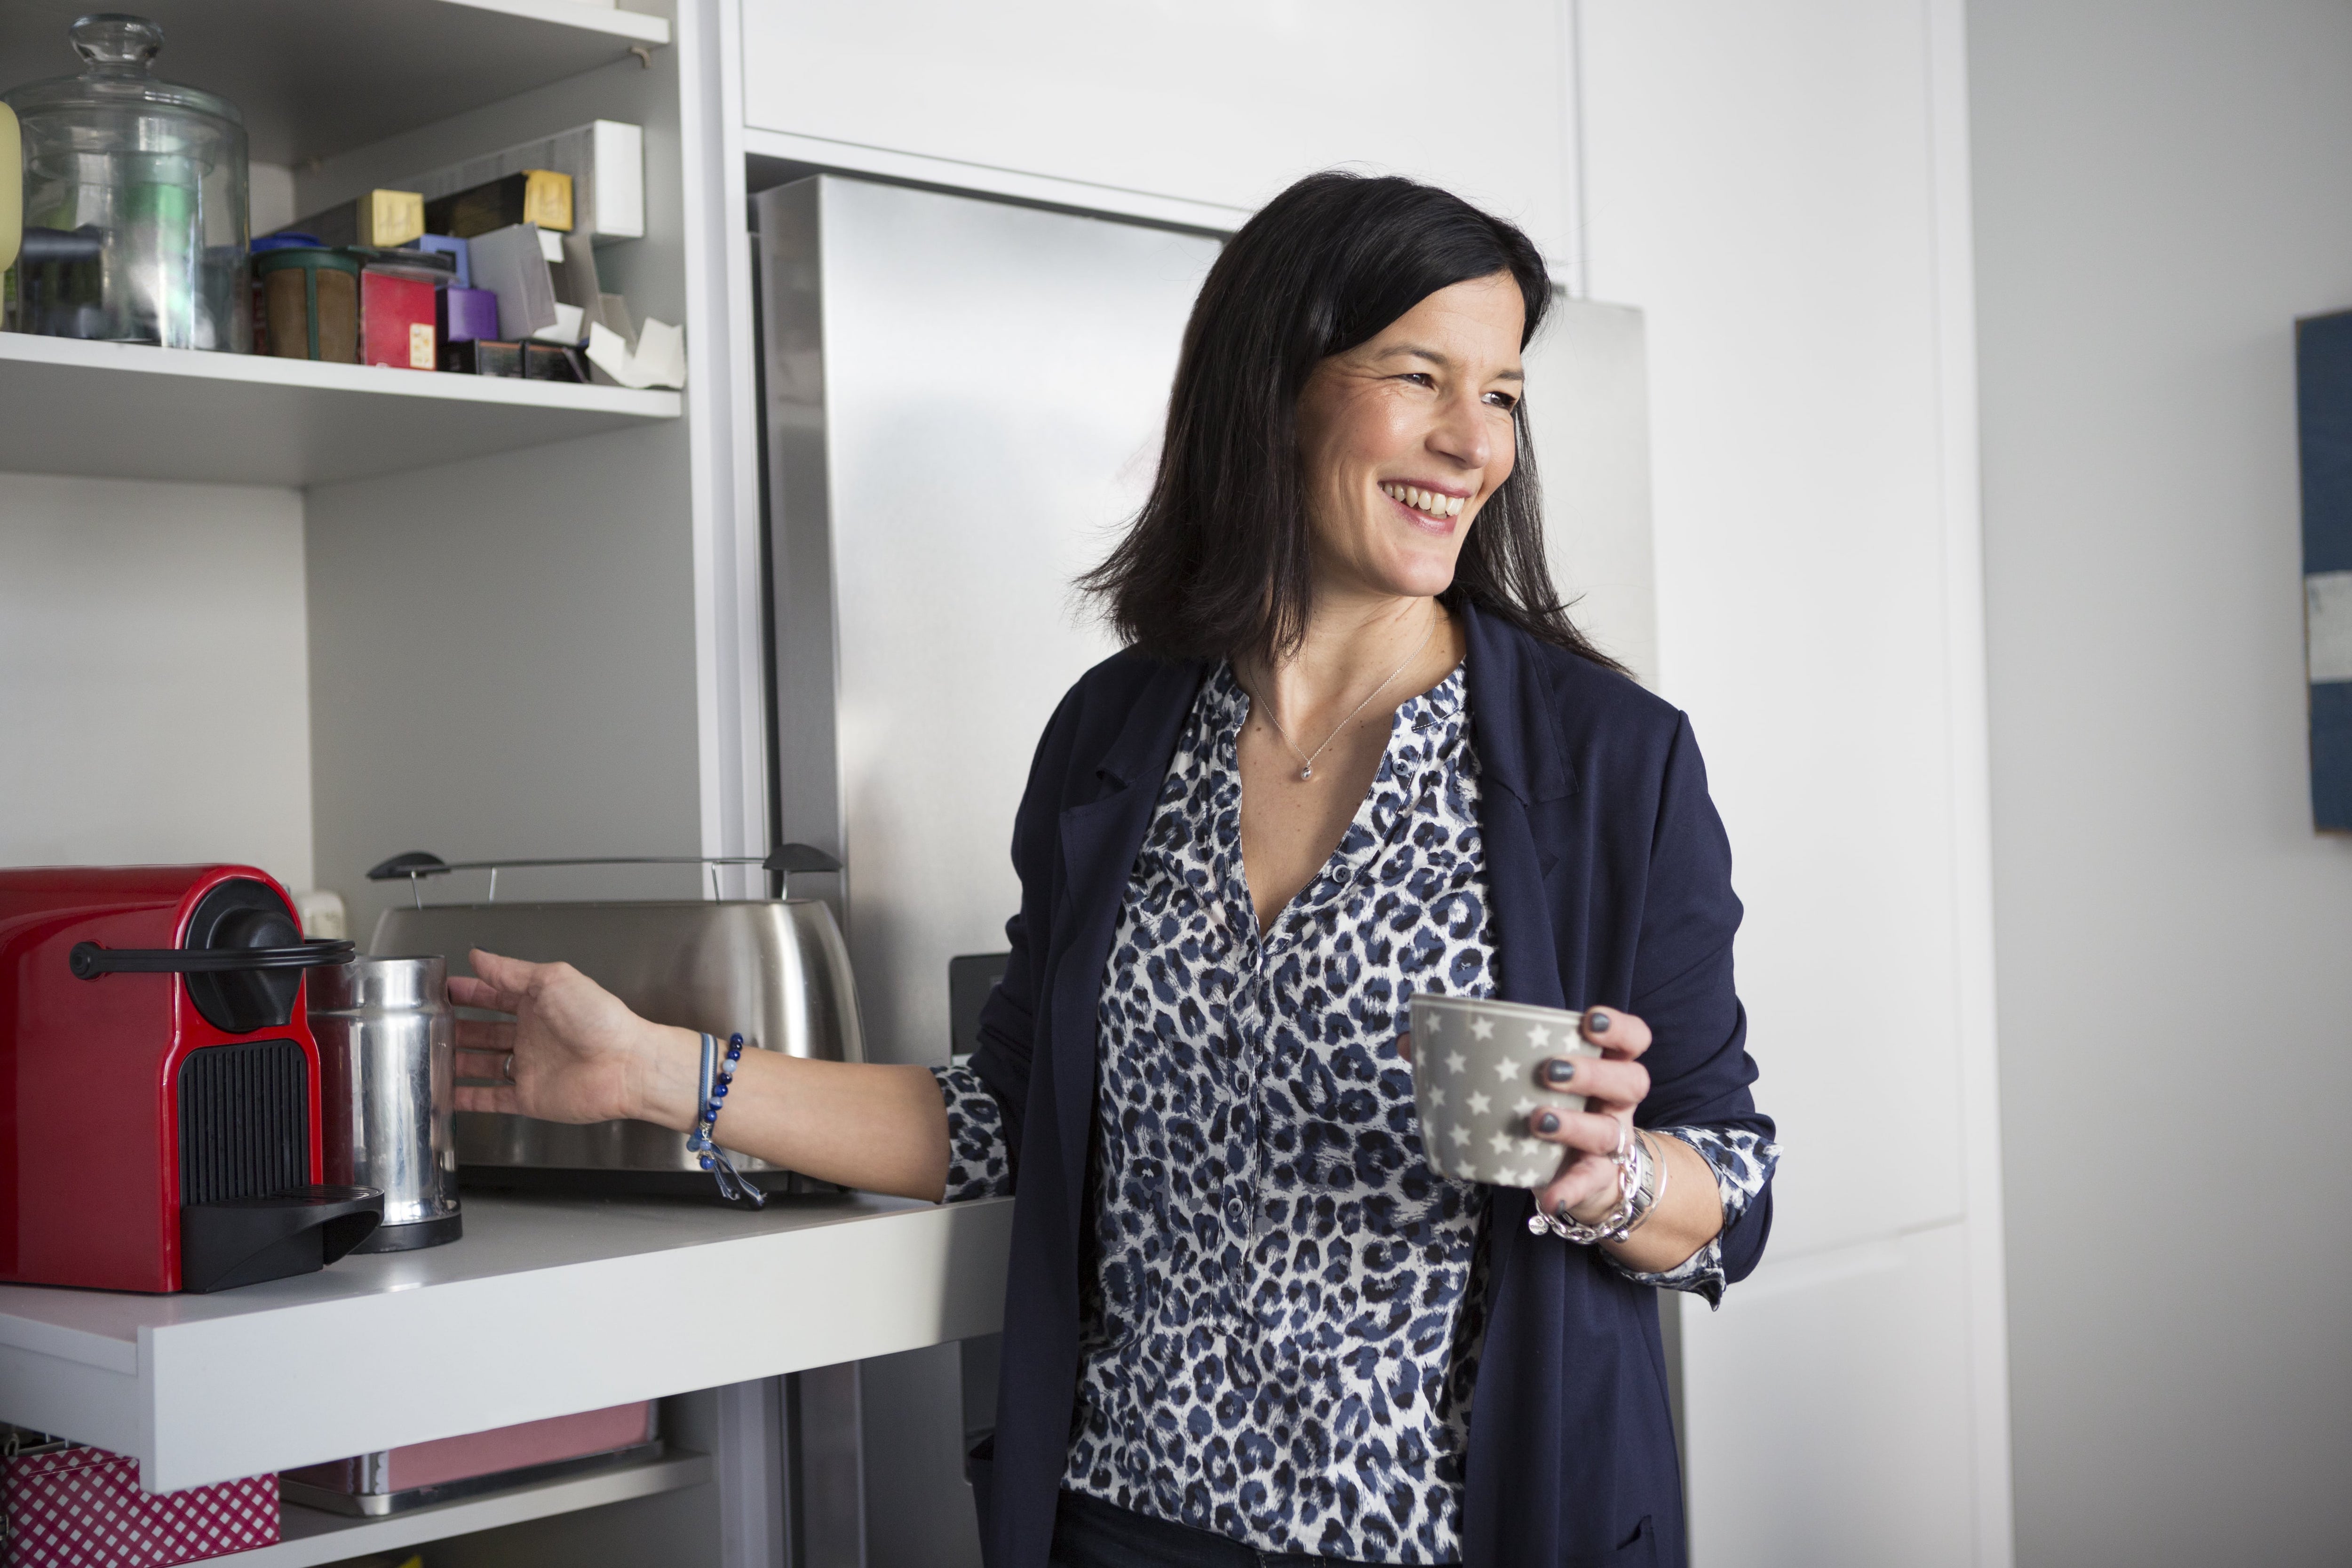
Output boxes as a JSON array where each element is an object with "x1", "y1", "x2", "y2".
[{"x1": 308, "y1": 955, "x2": 461, "y2": 1251}]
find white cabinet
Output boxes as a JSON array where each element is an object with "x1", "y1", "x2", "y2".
[
  {"x1": 1581, "y1": 0, "x2": 2012, "y2": 1561},
  {"x1": 0, "y1": 7, "x2": 776, "y2": 1566},
  {"x1": 0, "y1": 0, "x2": 698, "y2": 916},
  {"x1": 739, "y1": 0, "x2": 1581, "y2": 263}
]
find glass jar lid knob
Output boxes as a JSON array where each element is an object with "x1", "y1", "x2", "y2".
[{"x1": 70, "y1": 13, "x2": 165, "y2": 73}]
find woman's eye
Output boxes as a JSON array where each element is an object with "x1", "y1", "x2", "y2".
[
  {"x1": 1400, "y1": 372, "x2": 1436, "y2": 388},
  {"x1": 1485, "y1": 390, "x2": 1519, "y2": 411}
]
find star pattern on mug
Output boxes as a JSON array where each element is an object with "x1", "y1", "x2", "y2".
[
  {"x1": 1488, "y1": 1130, "x2": 1515, "y2": 1154},
  {"x1": 1492, "y1": 1055, "x2": 1518, "y2": 1082},
  {"x1": 1428, "y1": 1087, "x2": 1446, "y2": 1107},
  {"x1": 1467, "y1": 1091, "x2": 1491, "y2": 1114},
  {"x1": 1470, "y1": 1017, "x2": 1495, "y2": 1040},
  {"x1": 1526, "y1": 1023, "x2": 1552, "y2": 1049},
  {"x1": 1445, "y1": 1050, "x2": 1467, "y2": 1074},
  {"x1": 1448, "y1": 1124, "x2": 1471, "y2": 1147}
]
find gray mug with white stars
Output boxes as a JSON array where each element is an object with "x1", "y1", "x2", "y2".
[{"x1": 1407, "y1": 994, "x2": 1599, "y2": 1188}]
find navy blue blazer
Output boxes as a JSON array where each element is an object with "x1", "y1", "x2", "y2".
[{"x1": 966, "y1": 598, "x2": 1773, "y2": 1568}]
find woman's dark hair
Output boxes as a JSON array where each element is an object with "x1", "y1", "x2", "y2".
[{"x1": 1082, "y1": 169, "x2": 1622, "y2": 673}]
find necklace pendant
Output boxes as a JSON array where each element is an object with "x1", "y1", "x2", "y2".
[{"x1": 1299, "y1": 765, "x2": 1313, "y2": 781}]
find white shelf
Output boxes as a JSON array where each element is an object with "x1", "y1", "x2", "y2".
[
  {"x1": 0, "y1": 333, "x2": 681, "y2": 486},
  {"x1": 0, "y1": 1191, "x2": 1011, "y2": 1493},
  {"x1": 0, "y1": 0, "x2": 670, "y2": 167},
  {"x1": 254, "y1": 1451, "x2": 712, "y2": 1567}
]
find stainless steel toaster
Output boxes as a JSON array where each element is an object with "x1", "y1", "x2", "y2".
[{"x1": 368, "y1": 897, "x2": 864, "y2": 1196}]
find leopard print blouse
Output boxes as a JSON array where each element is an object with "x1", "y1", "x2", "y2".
[{"x1": 934, "y1": 661, "x2": 1778, "y2": 1563}]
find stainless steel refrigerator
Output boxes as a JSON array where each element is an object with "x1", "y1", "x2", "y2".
[
  {"x1": 753, "y1": 173, "x2": 1656, "y2": 1567},
  {"x1": 755, "y1": 172, "x2": 1222, "y2": 1568}
]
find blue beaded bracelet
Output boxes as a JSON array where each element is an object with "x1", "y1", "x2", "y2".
[{"x1": 686, "y1": 1031, "x2": 765, "y2": 1209}]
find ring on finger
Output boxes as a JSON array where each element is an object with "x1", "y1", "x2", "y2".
[{"x1": 501, "y1": 1051, "x2": 517, "y2": 1082}]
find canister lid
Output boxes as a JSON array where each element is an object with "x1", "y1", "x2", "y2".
[
  {"x1": 310, "y1": 954, "x2": 449, "y2": 1013},
  {"x1": 2, "y1": 14, "x2": 245, "y2": 135},
  {"x1": 254, "y1": 245, "x2": 361, "y2": 276}
]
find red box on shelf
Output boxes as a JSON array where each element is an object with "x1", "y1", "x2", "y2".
[
  {"x1": 0, "y1": 1438, "x2": 278, "y2": 1567},
  {"x1": 359, "y1": 267, "x2": 438, "y2": 371}
]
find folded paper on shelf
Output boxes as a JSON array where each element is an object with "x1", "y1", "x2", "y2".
[
  {"x1": 533, "y1": 303, "x2": 585, "y2": 344},
  {"x1": 587, "y1": 319, "x2": 685, "y2": 390}
]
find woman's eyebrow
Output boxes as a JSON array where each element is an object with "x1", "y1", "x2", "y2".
[{"x1": 1375, "y1": 343, "x2": 1523, "y2": 380}]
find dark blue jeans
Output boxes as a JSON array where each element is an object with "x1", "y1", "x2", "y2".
[{"x1": 1048, "y1": 1488, "x2": 1389, "y2": 1568}]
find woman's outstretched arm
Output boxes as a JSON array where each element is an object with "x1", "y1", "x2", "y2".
[{"x1": 451, "y1": 948, "x2": 952, "y2": 1202}]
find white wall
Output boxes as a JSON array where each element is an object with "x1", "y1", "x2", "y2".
[
  {"x1": 1970, "y1": 3, "x2": 2352, "y2": 1562},
  {"x1": 0, "y1": 474, "x2": 314, "y2": 891},
  {"x1": 738, "y1": 0, "x2": 1582, "y2": 267},
  {"x1": 1579, "y1": 2, "x2": 2010, "y2": 1562},
  {"x1": 305, "y1": 424, "x2": 706, "y2": 948}
]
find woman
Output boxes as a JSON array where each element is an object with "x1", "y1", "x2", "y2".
[{"x1": 455, "y1": 172, "x2": 1777, "y2": 1568}]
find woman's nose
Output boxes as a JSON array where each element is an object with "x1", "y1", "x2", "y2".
[{"x1": 1429, "y1": 391, "x2": 1491, "y2": 470}]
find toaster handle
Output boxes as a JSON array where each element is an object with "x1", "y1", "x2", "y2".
[{"x1": 70, "y1": 939, "x2": 357, "y2": 979}]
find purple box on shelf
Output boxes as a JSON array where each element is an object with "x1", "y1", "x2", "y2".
[{"x1": 441, "y1": 287, "x2": 501, "y2": 344}]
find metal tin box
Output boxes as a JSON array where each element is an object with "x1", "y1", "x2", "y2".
[
  {"x1": 309, "y1": 955, "x2": 462, "y2": 1251},
  {"x1": 279, "y1": 1402, "x2": 657, "y2": 1517}
]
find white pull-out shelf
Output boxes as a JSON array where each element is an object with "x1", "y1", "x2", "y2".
[{"x1": 0, "y1": 1192, "x2": 1012, "y2": 1493}]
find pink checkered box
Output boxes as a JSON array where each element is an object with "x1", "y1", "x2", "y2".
[{"x1": 1, "y1": 1440, "x2": 277, "y2": 1567}]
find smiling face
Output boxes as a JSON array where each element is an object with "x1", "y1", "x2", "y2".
[{"x1": 1293, "y1": 272, "x2": 1527, "y2": 608}]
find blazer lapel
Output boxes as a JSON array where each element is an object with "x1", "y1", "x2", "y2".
[
  {"x1": 1460, "y1": 602, "x2": 1581, "y2": 1564},
  {"x1": 1049, "y1": 658, "x2": 1207, "y2": 1215},
  {"x1": 1461, "y1": 600, "x2": 1578, "y2": 806}
]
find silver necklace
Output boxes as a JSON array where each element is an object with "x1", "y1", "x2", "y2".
[{"x1": 1256, "y1": 614, "x2": 1440, "y2": 781}]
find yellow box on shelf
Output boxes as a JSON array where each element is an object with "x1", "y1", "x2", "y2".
[{"x1": 285, "y1": 190, "x2": 426, "y2": 249}]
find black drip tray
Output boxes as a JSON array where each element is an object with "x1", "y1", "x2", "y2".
[{"x1": 180, "y1": 1186, "x2": 383, "y2": 1292}]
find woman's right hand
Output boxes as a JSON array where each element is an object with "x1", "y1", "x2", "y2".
[{"x1": 451, "y1": 948, "x2": 696, "y2": 1130}]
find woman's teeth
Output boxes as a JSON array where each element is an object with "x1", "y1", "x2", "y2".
[{"x1": 1380, "y1": 482, "x2": 1465, "y2": 520}]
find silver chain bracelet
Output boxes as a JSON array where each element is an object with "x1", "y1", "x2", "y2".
[{"x1": 1529, "y1": 1125, "x2": 1666, "y2": 1245}]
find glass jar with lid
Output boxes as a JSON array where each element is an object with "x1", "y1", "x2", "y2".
[{"x1": 2, "y1": 13, "x2": 248, "y2": 350}]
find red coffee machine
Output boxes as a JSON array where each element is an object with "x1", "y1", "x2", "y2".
[{"x1": 0, "y1": 865, "x2": 382, "y2": 1293}]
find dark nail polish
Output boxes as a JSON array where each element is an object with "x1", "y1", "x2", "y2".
[
  {"x1": 1587, "y1": 1010, "x2": 1612, "y2": 1035},
  {"x1": 1535, "y1": 1111, "x2": 1560, "y2": 1134},
  {"x1": 1557, "y1": 1198, "x2": 1577, "y2": 1219},
  {"x1": 1542, "y1": 1059, "x2": 1576, "y2": 1086}
]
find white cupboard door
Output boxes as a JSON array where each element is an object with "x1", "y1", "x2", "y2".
[{"x1": 739, "y1": 0, "x2": 1578, "y2": 263}]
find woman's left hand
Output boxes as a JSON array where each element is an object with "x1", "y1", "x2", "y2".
[
  {"x1": 1526, "y1": 1006, "x2": 1651, "y2": 1226},
  {"x1": 1400, "y1": 1005, "x2": 1716, "y2": 1270}
]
